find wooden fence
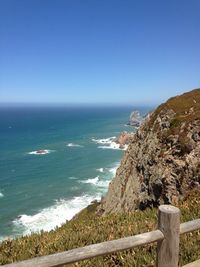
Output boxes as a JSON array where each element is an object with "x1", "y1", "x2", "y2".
[{"x1": 2, "y1": 205, "x2": 200, "y2": 267}]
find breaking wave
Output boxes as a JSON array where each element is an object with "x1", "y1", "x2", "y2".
[
  {"x1": 67, "y1": 143, "x2": 83, "y2": 147},
  {"x1": 9, "y1": 162, "x2": 120, "y2": 238},
  {"x1": 92, "y1": 136, "x2": 116, "y2": 144},
  {"x1": 92, "y1": 136, "x2": 128, "y2": 150},
  {"x1": 80, "y1": 176, "x2": 110, "y2": 189},
  {"x1": 12, "y1": 194, "x2": 100, "y2": 236},
  {"x1": 108, "y1": 165, "x2": 118, "y2": 176},
  {"x1": 81, "y1": 176, "x2": 100, "y2": 185}
]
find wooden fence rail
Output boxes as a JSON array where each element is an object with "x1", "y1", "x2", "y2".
[{"x1": 1, "y1": 205, "x2": 200, "y2": 267}]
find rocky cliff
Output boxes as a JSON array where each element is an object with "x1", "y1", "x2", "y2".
[{"x1": 98, "y1": 89, "x2": 200, "y2": 214}]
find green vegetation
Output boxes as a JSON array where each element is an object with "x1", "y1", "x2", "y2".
[
  {"x1": 150, "y1": 88, "x2": 200, "y2": 127},
  {"x1": 157, "y1": 88, "x2": 200, "y2": 118},
  {"x1": 1, "y1": 191, "x2": 200, "y2": 266},
  {"x1": 148, "y1": 89, "x2": 200, "y2": 154}
]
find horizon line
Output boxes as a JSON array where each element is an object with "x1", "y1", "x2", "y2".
[{"x1": 0, "y1": 102, "x2": 156, "y2": 108}]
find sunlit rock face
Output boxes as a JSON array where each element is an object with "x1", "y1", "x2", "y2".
[{"x1": 98, "y1": 89, "x2": 200, "y2": 215}]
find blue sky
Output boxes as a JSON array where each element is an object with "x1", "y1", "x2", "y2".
[{"x1": 0, "y1": 0, "x2": 200, "y2": 105}]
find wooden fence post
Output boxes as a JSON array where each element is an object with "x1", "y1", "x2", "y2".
[{"x1": 157, "y1": 205, "x2": 180, "y2": 267}]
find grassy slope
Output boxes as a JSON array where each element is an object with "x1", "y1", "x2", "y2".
[
  {"x1": 146, "y1": 88, "x2": 200, "y2": 156},
  {"x1": 1, "y1": 190, "x2": 200, "y2": 267},
  {"x1": 148, "y1": 88, "x2": 200, "y2": 132},
  {"x1": 151, "y1": 88, "x2": 200, "y2": 125}
]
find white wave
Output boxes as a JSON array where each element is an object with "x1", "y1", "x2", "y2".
[
  {"x1": 108, "y1": 163, "x2": 120, "y2": 176},
  {"x1": 98, "y1": 143, "x2": 128, "y2": 151},
  {"x1": 81, "y1": 176, "x2": 99, "y2": 185},
  {"x1": 9, "y1": 160, "x2": 121, "y2": 238},
  {"x1": 98, "y1": 142, "x2": 120, "y2": 150},
  {"x1": 12, "y1": 194, "x2": 100, "y2": 236},
  {"x1": 67, "y1": 143, "x2": 83, "y2": 147},
  {"x1": 97, "y1": 180, "x2": 110, "y2": 188},
  {"x1": 80, "y1": 176, "x2": 111, "y2": 190},
  {"x1": 92, "y1": 136, "x2": 128, "y2": 151},
  {"x1": 68, "y1": 176, "x2": 78, "y2": 180},
  {"x1": 96, "y1": 168, "x2": 104, "y2": 173},
  {"x1": 109, "y1": 167, "x2": 117, "y2": 176},
  {"x1": 121, "y1": 144, "x2": 128, "y2": 150},
  {"x1": 28, "y1": 149, "x2": 53, "y2": 155},
  {"x1": 0, "y1": 192, "x2": 4, "y2": 198},
  {"x1": 92, "y1": 136, "x2": 116, "y2": 144}
]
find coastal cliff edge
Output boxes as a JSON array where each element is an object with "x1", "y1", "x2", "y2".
[{"x1": 98, "y1": 89, "x2": 200, "y2": 214}]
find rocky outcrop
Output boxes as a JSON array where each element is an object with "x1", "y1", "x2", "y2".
[
  {"x1": 127, "y1": 111, "x2": 142, "y2": 127},
  {"x1": 114, "y1": 132, "x2": 134, "y2": 149},
  {"x1": 98, "y1": 89, "x2": 200, "y2": 214}
]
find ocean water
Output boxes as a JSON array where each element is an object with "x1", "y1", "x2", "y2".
[{"x1": 0, "y1": 106, "x2": 150, "y2": 240}]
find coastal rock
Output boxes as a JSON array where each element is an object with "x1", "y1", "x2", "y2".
[
  {"x1": 127, "y1": 111, "x2": 142, "y2": 127},
  {"x1": 114, "y1": 131, "x2": 134, "y2": 149},
  {"x1": 98, "y1": 89, "x2": 200, "y2": 214},
  {"x1": 36, "y1": 150, "x2": 48, "y2": 154}
]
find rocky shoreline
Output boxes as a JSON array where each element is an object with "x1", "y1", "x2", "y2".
[
  {"x1": 113, "y1": 131, "x2": 134, "y2": 149},
  {"x1": 98, "y1": 89, "x2": 200, "y2": 214}
]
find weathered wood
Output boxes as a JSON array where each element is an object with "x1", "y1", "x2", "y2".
[
  {"x1": 157, "y1": 205, "x2": 180, "y2": 267},
  {"x1": 182, "y1": 259, "x2": 200, "y2": 267},
  {"x1": 2, "y1": 230, "x2": 164, "y2": 267},
  {"x1": 2, "y1": 205, "x2": 200, "y2": 267},
  {"x1": 180, "y1": 219, "x2": 200, "y2": 234}
]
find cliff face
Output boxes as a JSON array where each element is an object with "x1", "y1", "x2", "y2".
[{"x1": 98, "y1": 89, "x2": 200, "y2": 214}]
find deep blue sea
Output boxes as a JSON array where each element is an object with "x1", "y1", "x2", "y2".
[{"x1": 0, "y1": 106, "x2": 150, "y2": 240}]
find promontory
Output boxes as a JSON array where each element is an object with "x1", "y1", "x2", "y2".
[{"x1": 98, "y1": 89, "x2": 200, "y2": 214}]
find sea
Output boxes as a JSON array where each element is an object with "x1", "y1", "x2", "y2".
[{"x1": 0, "y1": 105, "x2": 151, "y2": 240}]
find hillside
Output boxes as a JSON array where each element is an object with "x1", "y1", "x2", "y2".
[
  {"x1": 1, "y1": 191, "x2": 200, "y2": 266},
  {"x1": 98, "y1": 89, "x2": 200, "y2": 214}
]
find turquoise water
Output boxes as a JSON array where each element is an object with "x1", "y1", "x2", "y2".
[{"x1": 0, "y1": 106, "x2": 150, "y2": 239}]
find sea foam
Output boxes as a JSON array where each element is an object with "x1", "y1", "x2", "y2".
[
  {"x1": 28, "y1": 149, "x2": 53, "y2": 155},
  {"x1": 68, "y1": 176, "x2": 78, "y2": 180},
  {"x1": 109, "y1": 165, "x2": 119, "y2": 176},
  {"x1": 98, "y1": 143, "x2": 121, "y2": 150},
  {"x1": 11, "y1": 163, "x2": 120, "y2": 237},
  {"x1": 81, "y1": 176, "x2": 99, "y2": 185},
  {"x1": 80, "y1": 176, "x2": 111, "y2": 189},
  {"x1": 96, "y1": 167, "x2": 104, "y2": 173},
  {"x1": 92, "y1": 136, "x2": 128, "y2": 150},
  {"x1": 67, "y1": 143, "x2": 83, "y2": 147},
  {"x1": 92, "y1": 136, "x2": 116, "y2": 144},
  {"x1": 13, "y1": 194, "x2": 100, "y2": 236},
  {"x1": 0, "y1": 192, "x2": 4, "y2": 198}
]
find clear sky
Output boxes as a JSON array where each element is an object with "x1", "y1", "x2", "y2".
[{"x1": 0, "y1": 0, "x2": 200, "y2": 106}]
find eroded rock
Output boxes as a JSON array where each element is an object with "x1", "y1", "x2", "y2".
[{"x1": 98, "y1": 89, "x2": 200, "y2": 214}]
